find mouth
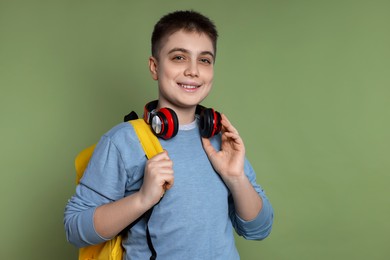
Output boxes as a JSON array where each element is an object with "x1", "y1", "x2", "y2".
[{"x1": 177, "y1": 83, "x2": 201, "y2": 91}]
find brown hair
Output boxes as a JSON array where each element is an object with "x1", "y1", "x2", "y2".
[{"x1": 151, "y1": 10, "x2": 218, "y2": 60}]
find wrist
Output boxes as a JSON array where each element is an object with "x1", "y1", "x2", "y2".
[
  {"x1": 223, "y1": 171, "x2": 247, "y2": 192},
  {"x1": 134, "y1": 190, "x2": 155, "y2": 211}
]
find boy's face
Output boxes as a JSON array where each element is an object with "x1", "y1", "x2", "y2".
[{"x1": 149, "y1": 30, "x2": 215, "y2": 111}]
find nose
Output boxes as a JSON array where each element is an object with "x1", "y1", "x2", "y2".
[{"x1": 184, "y1": 61, "x2": 199, "y2": 77}]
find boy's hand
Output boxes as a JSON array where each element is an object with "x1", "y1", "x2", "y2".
[
  {"x1": 202, "y1": 114, "x2": 246, "y2": 189},
  {"x1": 139, "y1": 150, "x2": 174, "y2": 207}
]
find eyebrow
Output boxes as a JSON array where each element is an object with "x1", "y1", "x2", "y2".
[{"x1": 168, "y1": 48, "x2": 215, "y2": 59}]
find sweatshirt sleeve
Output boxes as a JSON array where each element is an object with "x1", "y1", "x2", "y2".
[
  {"x1": 229, "y1": 159, "x2": 274, "y2": 240},
  {"x1": 64, "y1": 185, "x2": 112, "y2": 247},
  {"x1": 64, "y1": 134, "x2": 129, "y2": 247}
]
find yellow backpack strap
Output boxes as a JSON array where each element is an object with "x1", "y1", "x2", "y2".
[
  {"x1": 130, "y1": 119, "x2": 163, "y2": 259},
  {"x1": 130, "y1": 119, "x2": 163, "y2": 159},
  {"x1": 75, "y1": 144, "x2": 96, "y2": 184}
]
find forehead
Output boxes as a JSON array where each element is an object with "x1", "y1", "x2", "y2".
[{"x1": 159, "y1": 30, "x2": 214, "y2": 55}]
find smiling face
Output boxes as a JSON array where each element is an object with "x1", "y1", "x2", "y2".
[{"x1": 149, "y1": 30, "x2": 215, "y2": 113}]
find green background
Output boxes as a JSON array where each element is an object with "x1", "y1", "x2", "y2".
[{"x1": 1, "y1": 1, "x2": 389, "y2": 259}]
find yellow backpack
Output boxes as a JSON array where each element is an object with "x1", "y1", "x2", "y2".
[{"x1": 75, "y1": 118, "x2": 163, "y2": 260}]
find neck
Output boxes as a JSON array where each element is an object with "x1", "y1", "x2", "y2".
[{"x1": 175, "y1": 107, "x2": 197, "y2": 125}]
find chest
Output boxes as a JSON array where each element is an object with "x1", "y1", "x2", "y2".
[{"x1": 157, "y1": 133, "x2": 229, "y2": 214}]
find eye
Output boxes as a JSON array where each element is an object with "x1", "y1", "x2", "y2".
[
  {"x1": 172, "y1": 55, "x2": 185, "y2": 61},
  {"x1": 199, "y1": 58, "x2": 212, "y2": 64}
]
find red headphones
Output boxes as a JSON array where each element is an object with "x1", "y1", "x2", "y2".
[{"x1": 143, "y1": 100, "x2": 222, "y2": 140}]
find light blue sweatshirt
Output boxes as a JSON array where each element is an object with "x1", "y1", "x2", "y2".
[{"x1": 64, "y1": 119, "x2": 273, "y2": 259}]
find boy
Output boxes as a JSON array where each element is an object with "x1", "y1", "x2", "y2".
[{"x1": 65, "y1": 10, "x2": 273, "y2": 259}]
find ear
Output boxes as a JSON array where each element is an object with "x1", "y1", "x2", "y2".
[{"x1": 149, "y1": 56, "x2": 158, "y2": 80}]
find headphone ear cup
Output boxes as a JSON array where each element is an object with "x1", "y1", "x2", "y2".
[
  {"x1": 199, "y1": 108, "x2": 222, "y2": 138},
  {"x1": 214, "y1": 111, "x2": 222, "y2": 135},
  {"x1": 151, "y1": 107, "x2": 178, "y2": 140},
  {"x1": 199, "y1": 109, "x2": 212, "y2": 138}
]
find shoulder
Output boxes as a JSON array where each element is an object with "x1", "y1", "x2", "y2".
[
  {"x1": 104, "y1": 121, "x2": 135, "y2": 138},
  {"x1": 80, "y1": 121, "x2": 147, "y2": 199},
  {"x1": 92, "y1": 121, "x2": 145, "y2": 162},
  {"x1": 102, "y1": 121, "x2": 139, "y2": 146}
]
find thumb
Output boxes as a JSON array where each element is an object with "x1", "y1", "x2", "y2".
[{"x1": 201, "y1": 137, "x2": 217, "y2": 158}]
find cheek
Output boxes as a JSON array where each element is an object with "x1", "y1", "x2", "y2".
[
  {"x1": 203, "y1": 68, "x2": 214, "y2": 83},
  {"x1": 160, "y1": 65, "x2": 181, "y2": 80}
]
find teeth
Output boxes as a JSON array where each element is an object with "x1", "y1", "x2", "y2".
[{"x1": 180, "y1": 84, "x2": 198, "y2": 89}]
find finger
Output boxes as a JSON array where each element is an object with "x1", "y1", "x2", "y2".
[
  {"x1": 221, "y1": 114, "x2": 239, "y2": 135},
  {"x1": 155, "y1": 158, "x2": 174, "y2": 169},
  {"x1": 150, "y1": 150, "x2": 170, "y2": 161},
  {"x1": 147, "y1": 154, "x2": 172, "y2": 170},
  {"x1": 224, "y1": 132, "x2": 244, "y2": 146},
  {"x1": 158, "y1": 168, "x2": 174, "y2": 196},
  {"x1": 224, "y1": 130, "x2": 241, "y2": 139},
  {"x1": 163, "y1": 175, "x2": 174, "y2": 190},
  {"x1": 201, "y1": 137, "x2": 217, "y2": 158}
]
